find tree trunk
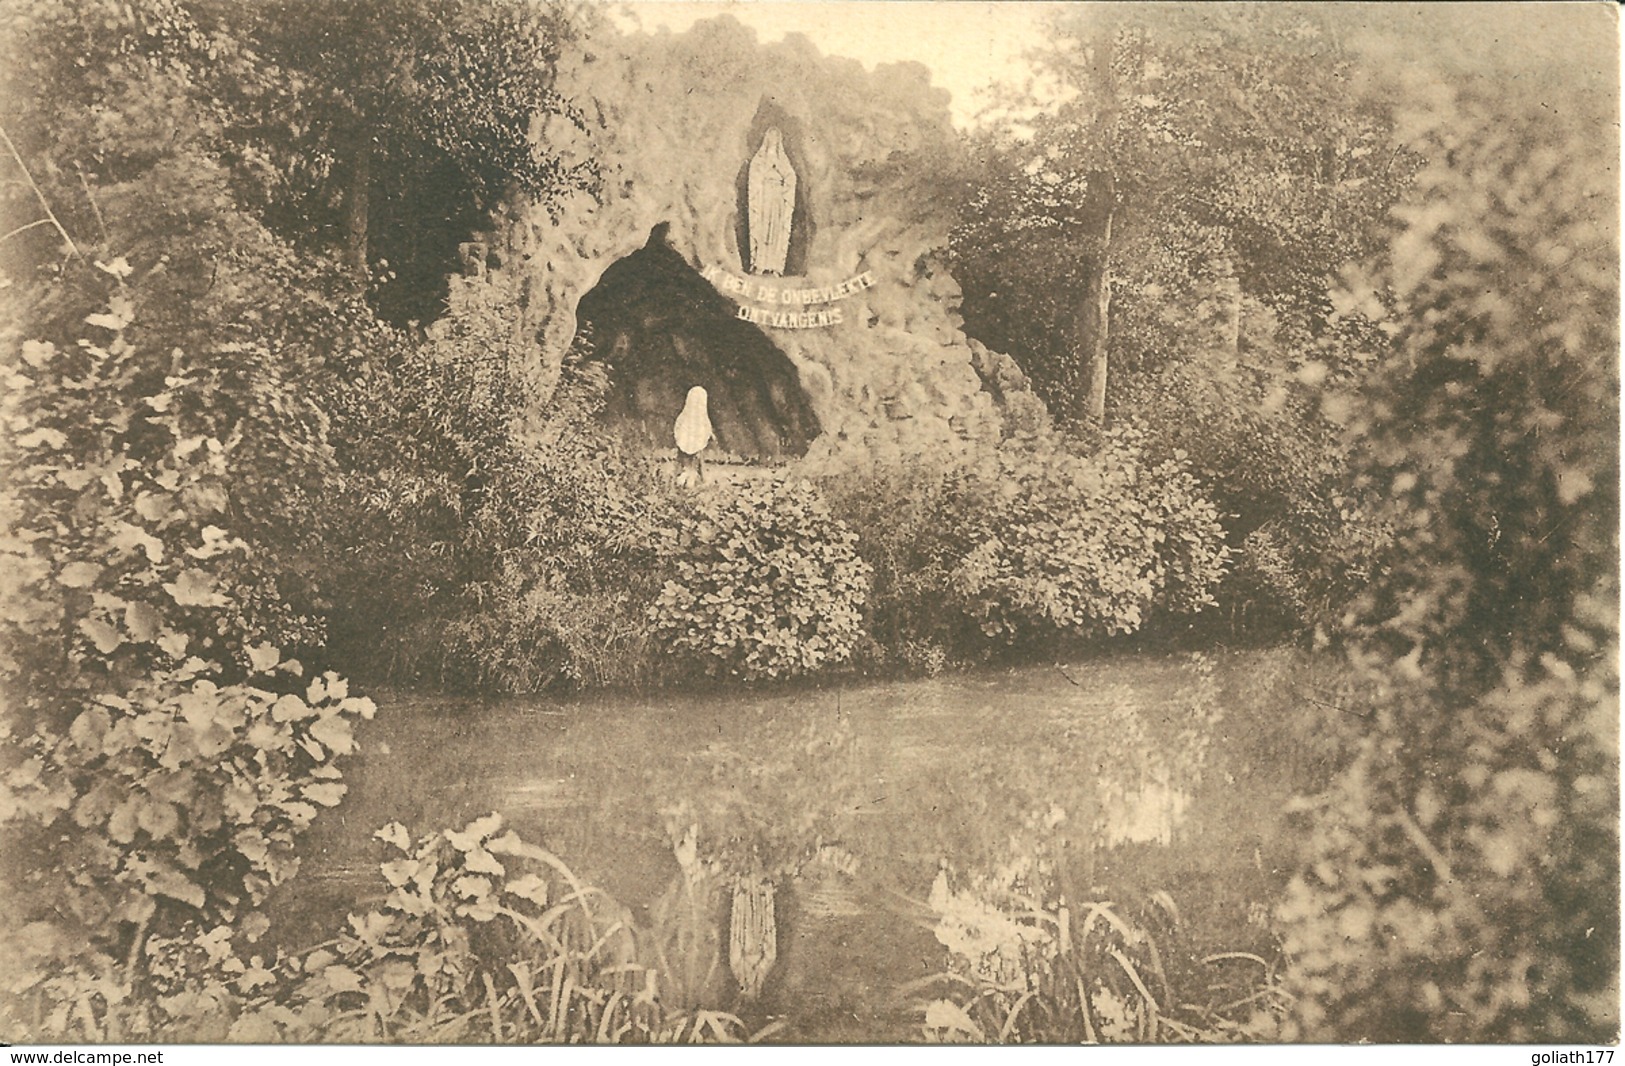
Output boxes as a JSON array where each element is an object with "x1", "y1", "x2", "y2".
[
  {"x1": 344, "y1": 137, "x2": 372, "y2": 285},
  {"x1": 1075, "y1": 30, "x2": 1120, "y2": 426},
  {"x1": 1077, "y1": 173, "x2": 1116, "y2": 425}
]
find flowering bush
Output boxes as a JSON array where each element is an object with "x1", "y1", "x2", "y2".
[{"x1": 650, "y1": 480, "x2": 871, "y2": 680}]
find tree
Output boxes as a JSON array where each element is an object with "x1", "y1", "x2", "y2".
[
  {"x1": 223, "y1": 0, "x2": 596, "y2": 319},
  {"x1": 952, "y1": 6, "x2": 1412, "y2": 425},
  {"x1": 948, "y1": 7, "x2": 1423, "y2": 634}
]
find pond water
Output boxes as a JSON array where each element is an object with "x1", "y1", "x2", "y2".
[{"x1": 277, "y1": 650, "x2": 1318, "y2": 1042}]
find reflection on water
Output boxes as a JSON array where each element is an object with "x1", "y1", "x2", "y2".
[
  {"x1": 282, "y1": 653, "x2": 1263, "y2": 1041},
  {"x1": 1102, "y1": 778, "x2": 1191, "y2": 848}
]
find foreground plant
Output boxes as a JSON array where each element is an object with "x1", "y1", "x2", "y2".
[
  {"x1": 1279, "y1": 75, "x2": 1618, "y2": 1041},
  {"x1": 225, "y1": 814, "x2": 778, "y2": 1043},
  {"x1": 6, "y1": 809, "x2": 780, "y2": 1043},
  {"x1": 916, "y1": 867, "x2": 1290, "y2": 1044},
  {"x1": 0, "y1": 275, "x2": 370, "y2": 1039}
]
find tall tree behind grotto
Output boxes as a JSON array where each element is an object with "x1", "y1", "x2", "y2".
[
  {"x1": 951, "y1": 5, "x2": 1413, "y2": 426},
  {"x1": 949, "y1": 6, "x2": 1418, "y2": 632},
  {"x1": 219, "y1": 0, "x2": 599, "y2": 321}
]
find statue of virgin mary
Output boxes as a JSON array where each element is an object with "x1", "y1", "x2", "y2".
[{"x1": 747, "y1": 128, "x2": 796, "y2": 276}]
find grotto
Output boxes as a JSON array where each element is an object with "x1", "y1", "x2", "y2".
[{"x1": 444, "y1": 14, "x2": 1047, "y2": 468}]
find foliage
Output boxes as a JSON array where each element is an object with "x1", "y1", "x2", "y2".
[
  {"x1": 0, "y1": 656, "x2": 374, "y2": 1040},
  {"x1": 1278, "y1": 79, "x2": 1619, "y2": 1041},
  {"x1": 0, "y1": 0, "x2": 485, "y2": 657},
  {"x1": 5, "y1": 814, "x2": 770, "y2": 1043},
  {"x1": 947, "y1": 428, "x2": 1229, "y2": 645},
  {"x1": 823, "y1": 432, "x2": 1232, "y2": 662},
  {"x1": 0, "y1": 271, "x2": 331, "y2": 700},
  {"x1": 947, "y1": 6, "x2": 1418, "y2": 637},
  {"x1": 439, "y1": 350, "x2": 677, "y2": 693},
  {"x1": 1281, "y1": 652, "x2": 1618, "y2": 1043},
  {"x1": 819, "y1": 459, "x2": 977, "y2": 672},
  {"x1": 1, "y1": 0, "x2": 595, "y2": 328},
  {"x1": 951, "y1": 5, "x2": 1415, "y2": 418},
  {"x1": 227, "y1": 0, "x2": 597, "y2": 318},
  {"x1": 918, "y1": 873, "x2": 1289, "y2": 1044},
  {"x1": 1111, "y1": 327, "x2": 1390, "y2": 637},
  {"x1": 325, "y1": 289, "x2": 674, "y2": 692},
  {"x1": 650, "y1": 479, "x2": 871, "y2": 681},
  {"x1": 0, "y1": 280, "x2": 374, "y2": 1035}
]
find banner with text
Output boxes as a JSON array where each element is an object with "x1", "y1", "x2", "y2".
[{"x1": 703, "y1": 266, "x2": 876, "y2": 306}]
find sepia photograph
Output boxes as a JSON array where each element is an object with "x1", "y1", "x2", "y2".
[{"x1": 0, "y1": 0, "x2": 1617, "y2": 1050}]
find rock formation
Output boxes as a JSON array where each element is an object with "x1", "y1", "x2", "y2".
[{"x1": 458, "y1": 14, "x2": 1046, "y2": 467}]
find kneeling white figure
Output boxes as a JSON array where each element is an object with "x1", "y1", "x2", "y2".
[{"x1": 674, "y1": 385, "x2": 715, "y2": 487}]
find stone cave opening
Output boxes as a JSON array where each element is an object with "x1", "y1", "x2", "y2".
[{"x1": 572, "y1": 229, "x2": 822, "y2": 461}]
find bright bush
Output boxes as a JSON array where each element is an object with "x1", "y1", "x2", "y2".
[
  {"x1": 650, "y1": 480, "x2": 871, "y2": 681},
  {"x1": 948, "y1": 428, "x2": 1230, "y2": 644}
]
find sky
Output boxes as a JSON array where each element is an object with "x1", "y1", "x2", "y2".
[
  {"x1": 607, "y1": 1, "x2": 1070, "y2": 128},
  {"x1": 605, "y1": 2, "x2": 1620, "y2": 129}
]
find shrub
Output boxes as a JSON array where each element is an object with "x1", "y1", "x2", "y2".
[
  {"x1": 1281, "y1": 648, "x2": 1617, "y2": 1043},
  {"x1": 438, "y1": 346, "x2": 679, "y2": 692},
  {"x1": 0, "y1": 280, "x2": 371, "y2": 1037},
  {"x1": 819, "y1": 459, "x2": 976, "y2": 672},
  {"x1": 0, "y1": 264, "x2": 336, "y2": 678},
  {"x1": 1218, "y1": 499, "x2": 1388, "y2": 639},
  {"x1": 0, "y1": 654, "x2": 375, "y2": 1040},
  {"x1": 650, "y1": 480, "x2": 871, "y2": 681},
  {"x1": 325, "y1": 285, "x2": 674, "y2": 692},
  {"x1": 1278, "y1": 79, "x2": 1619, "y2": 1041},
  {"x1": 948, "y1": 427, "x2": 1230, "y2": 645},
  {"x1": 1115, "y1": 337, "x2": 1392, "y2": 641},
  {"x1": 822, "y1": 431, "x2": 1232, "y2": 666}
]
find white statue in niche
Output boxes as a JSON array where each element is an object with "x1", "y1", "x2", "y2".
[
  {"x1": 673, "y1": 385, "x2": 715, "y2": 486},
  {"x1": 747, "y1": 127, "x2": 796, "y2": 275}
]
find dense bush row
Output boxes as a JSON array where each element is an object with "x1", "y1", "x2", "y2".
[
  {"x1": 446, "y1": 428, "x2": 1235, "y2": 687},
  {"x1": 820, "y1": 426, "x2": 1231, "y2": 671}
]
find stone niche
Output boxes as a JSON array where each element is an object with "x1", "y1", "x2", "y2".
[
  {"x1": 577, "y1": 225, "x2": 822, "y2": 459},
  {"x1": 463, "y1": 14, "x2": 1046, "y2": 467}
]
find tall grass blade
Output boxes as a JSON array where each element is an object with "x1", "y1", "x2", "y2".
[
  {"x1": 1076, "y1": 977, "x2": 1099, "y2": 1044},
  {"x1": 999, "y1": 991, "x2": 1038, "y2": 1041}
]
